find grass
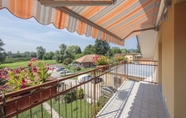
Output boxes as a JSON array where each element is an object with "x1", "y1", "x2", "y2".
[
  {"x1": 12, "y1": 104, "x2": 50, "y2": 118},
  {"x1": 50, "y1": 99, "x2": 93, "y2": 118},
  {"x1": 0, "y1": 60, "x2": 57, "y2": 69}
]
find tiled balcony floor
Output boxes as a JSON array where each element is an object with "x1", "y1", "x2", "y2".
[{"x1": 96, "y1": 80, "x2": 169, "y2": 118}]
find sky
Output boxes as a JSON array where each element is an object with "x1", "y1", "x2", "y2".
[{"x1": 0, "y1": 8, "x2": 137, "y2": 53}]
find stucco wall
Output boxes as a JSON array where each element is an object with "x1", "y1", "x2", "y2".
[
  {"x1": 174, "y1": 1, "x2": 186, "y2": 118},
  {"x1": 154, "y1": 0, "x2": 186, "y2": 117}
]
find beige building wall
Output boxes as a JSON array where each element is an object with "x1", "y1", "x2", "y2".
[
  {"x1": 125, "y1": 55, "x2": 135, "y2": 62},
  {"x1": 153, "y1": 0, "x2": 186, "y2": 117}
]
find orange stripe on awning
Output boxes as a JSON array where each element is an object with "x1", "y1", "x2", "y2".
[
  {"x1": 53, "y1": 10, "x2": 66, "y2": 29},
  {"x1": 81, "y1": 6, "x2": 104, "y2": 18},
  {"x1": 77, "y1": 20, "x2": 86, "y2": 35},
  {"x1": 95, "y1": 0, "x2": 135, "y2": 25},
  {"x1": 8, "y1": 0, "x2": 33, "y2": 18},
  {"x1": 105, "y1": 0, "x2": 154, "y2": 30},
  {"x1": 92, "y1": 27, "x2": 98, "y2": 39},
  {"x1": 102, "y1": 32, "x2": 106, "y2": 41},
  {"x1": 112, "y1": 7, "x2": 155, "y2": 33}
]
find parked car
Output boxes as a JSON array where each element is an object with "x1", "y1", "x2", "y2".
[
  {"x1": 101, "y1": 86, "x2": 117, "y2": 98},
  {"x1": 91, "y1": 77, "x2": 103, "y2": 84},
  {"x1": 78, "y1": 74, "x2": 92, "y2": 83},
  {"x1": 55, "y1": 67, "x2": 65, "y2": 72},
  {"x1": 60, "y1": 69, "x2": 69, "y2": 74}
]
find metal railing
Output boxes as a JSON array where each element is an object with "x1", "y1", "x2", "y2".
[
  {"x1": 0, "y1": 61, "x2": 126, "y2": 118},
  {"x1": 126, "y1": 60, "x2": 158, "y2": 83},
  {"x1": 0, "y1": 60, "x2": 158, "y2": 118}
]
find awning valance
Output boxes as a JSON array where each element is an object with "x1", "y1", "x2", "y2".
[{"x1": 0, "y1": 0, "x2": 160, "y2": 46}]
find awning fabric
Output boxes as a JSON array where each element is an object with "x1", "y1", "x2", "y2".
[{"x1": 0, "y1": 0, "x2": 160, "y2": 46}]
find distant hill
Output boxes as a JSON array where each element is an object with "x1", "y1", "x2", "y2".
[{"x1": 128, "y1": 49, "x2": 136, "y2": 52}]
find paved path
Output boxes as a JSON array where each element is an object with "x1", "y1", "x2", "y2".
[
  {"x1": 43, "y1": 102, "x2": 62, "y2": 118},
  {"x1": 97, "y1": 80, "x2": 169, "y2": 118}
]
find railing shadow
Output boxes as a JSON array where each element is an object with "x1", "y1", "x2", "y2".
[{"x1": 96, "y1": 80, "x2": 135, "y2": 118}]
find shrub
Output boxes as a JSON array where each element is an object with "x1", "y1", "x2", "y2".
[
  {"x1": 64, "y1": 90, "x2": 76, "y2": 103},
  {"x1": 0, "y1": 58, "x2": 53, "y2": 93},
  {"x1": 114, "y1": 54, "x2": 125, "y2": 62},
  {"x1": 96, "y1": 96, "x2": 109, "y2": 113},
  {"x1": 75, "y1": 66, "x2": 81, "y2": 71},
  {"x1": 92, "y1": 55, "x2": 109, "y2": 66},
  {"x1": 76, "y1": 88, "x2": 84, "y2": 99},
  {"x1": 63, "y1": 58, "x2": 72, "y2": 65}
]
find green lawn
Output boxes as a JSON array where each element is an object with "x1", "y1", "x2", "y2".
[
  {"x1": 50, "y1": 99, "x2": 93, "y2": 118},
  {"x1": 0, "y1": 60, "x2": 57, "y2": 69},
  {"x1": 12, "y1": 104, "x2": 50, "y2": 118}
]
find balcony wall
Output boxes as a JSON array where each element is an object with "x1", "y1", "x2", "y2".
[{"x1": 153, "y1": 0, "x2": 186, "y2": 117}]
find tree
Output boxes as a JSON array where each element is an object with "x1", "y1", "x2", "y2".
[
  {"x1": 75, "y1": 53, "x2": 84, "y2": 59},
  {"x1": 29, "y1": 52, "x2": 37, "y2": 57},
  {"x1": 67, "y1": 45, "x2": 81, "y2": 54},
  {"x1": 23, "y1": 51, "x2": 30, "y2": 57},
  {"x1": 36, "y1": 46, "x2": 45, "y2": 59},
  {"x1": 7, "y1": 51, "x2": 12, "y2": 57},
  {"x1": 121, "y1": 48, "x2": 129, "y2": 54},
  {"x1": 63, "y1": 58, "x2": 72, "y2": 65},
  {"x1": 0, "y1": 39, "x2": 5, "y2": 63},
  {"x1": 54, "y1": 44, "x2": 71, "y2": 63},
  {"x1": 133, "y1": 44, "x2": 140, "y2": 53},
  {"x1": 110, "y1": 47, "x2": 121, "y2": 56},
  {"x1": 43, "y1": 51, "x2": 54, "y2": 60},
  {"x1": 94, "y1": 39, "x2": 110, "y2": 55},
  {"x1": 83, "y1": 45, "x2": 95, "y2": 55}
]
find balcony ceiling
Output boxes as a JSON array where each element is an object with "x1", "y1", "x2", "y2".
[
  {"x1": 0, "y1": 0, "x2": 161, "y2": 46},
  {"x1": 137, "y1": 29, "x2": 157, "y2": 59}
]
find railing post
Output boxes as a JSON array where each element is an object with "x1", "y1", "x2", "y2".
[
  {"x1": 93, "y1": 70, "x2": 96, "y2": 118},
  {"x1": 116, "y1": 63, "x2": 118, "y2": 91},
  {"x1": 124, "y1": 61, "x2": 126, "y2": 81}
]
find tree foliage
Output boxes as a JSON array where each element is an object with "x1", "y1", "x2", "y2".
[
  {"x1": 83, "y1": 45, "x2": 95, "y2": 55},
  {"x1": 43, "y1": 51, "x2": 54, "y2": 60},
  {"x1": 36, "y1": 46, "x2": 45, "y2": 59},
  {"x1": 54, "y1": 44, "x2": 73, "y2": 63},
  {"x1": 94, "y1": 39, "x2": 110, "y2": 55},
  {"x1": 133, "y1": 44, "x2": 140, "y2": 53},
  {"x1": 63, "y1": 58, "x2": 72, "y2": 65},
  {"x1": 67, "y1": 45, "x2": 81, "y2": 54},
  {"x1": 121, "y1": 48, "x2": 129, "y2": 54},
  {"x1": 75, "y1": 53, "x2": 84, "y2": 59},
  {"x1": 0, "y1": 39, "x2": 5, "y2": 63},
  {"x1": 110, "y1": 47, "x2": 121, "y2": 56}
]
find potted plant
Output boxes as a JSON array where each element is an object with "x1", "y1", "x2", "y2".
[
  {"x1": 114, "y1": 54, "x2": 125, "y2": 64},
  {"x1": 92, "y1": 55, "x2": 109, "y2": 72},
  {"x1": 0, "y1": 58, "x2": 56, "y2": 117}
]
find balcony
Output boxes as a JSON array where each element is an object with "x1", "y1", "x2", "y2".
[{"x1": 0, "y1": 60, "x2": 169, "y2": 118}]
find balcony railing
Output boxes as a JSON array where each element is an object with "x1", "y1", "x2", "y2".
[{"x1": 0, "y1": 60, "x2": 158, "y2": 118}]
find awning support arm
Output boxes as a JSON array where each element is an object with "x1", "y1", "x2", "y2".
[
  {"x1": 40, "y1": 0, "x2": 115, "y2": 6},
  {"x1": 123, "y1": 27, "x2": 155, "y2": 40}
]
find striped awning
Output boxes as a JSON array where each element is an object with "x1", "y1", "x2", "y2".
[{"x1": 0, "y1": 0, "x2": 160, "y2": 46}]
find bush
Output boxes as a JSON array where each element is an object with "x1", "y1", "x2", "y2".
[
  {"x1": 92, "y1": 55, "x2": 109, "y2": 66},
  {"x1": 76, "y1": 88, "x2": 84, "y2": 99},
  {"x1": 63, "y1": 58, "x2": 72, "y2": 65},
  {"x1": 64, "y1": 90, "x2": 76, "y2": 103},
  {"x1": 4, "y1": 57, "x2": 31, "y2": 63},
  {"x1": 63, "y1": 88, "x2": 84, "y2": 103},
  {"x1": 75, "y1": 66, "x2": 81, "y2": 71},
  {"x1": 96, "y1": 96, "x2": 109, "y2": 114}
]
